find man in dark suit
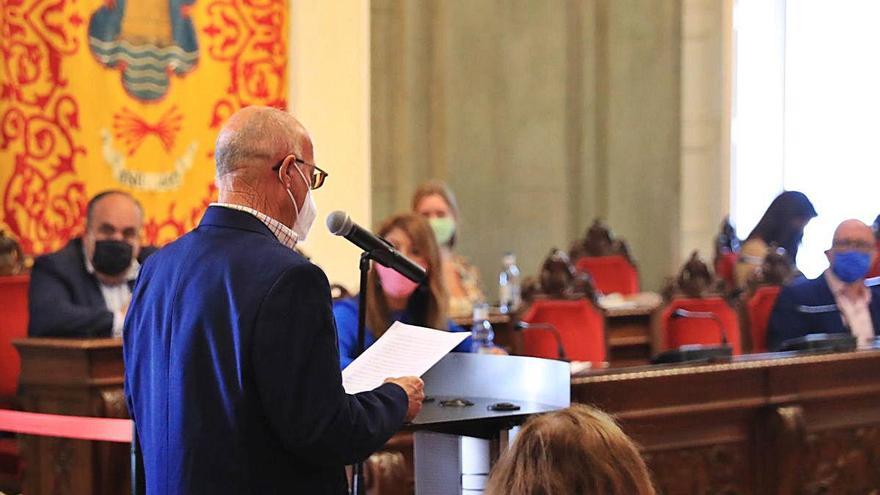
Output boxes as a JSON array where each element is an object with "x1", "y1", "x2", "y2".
[
  {"x1": 124, "y1": 106, "x2": 424, "y2": 494},
  {"x1": 28, "y1": 191, "x2": 148, "y2": 337},
  {"x1": 767, "y1": 219, "x2": 880, "y2": 351}
]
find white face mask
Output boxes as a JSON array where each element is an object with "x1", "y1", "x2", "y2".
[{"x1": 279, "y1": 160, "x2": 318, "y2": 243}]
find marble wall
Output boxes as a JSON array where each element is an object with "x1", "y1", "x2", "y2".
[{"x1": 371, "y1": 0, "x2": 730, "y2": 293}]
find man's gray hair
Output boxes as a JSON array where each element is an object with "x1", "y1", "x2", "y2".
[{"x1": 214, "y1": 107, "x2": 300, "y2": 177}]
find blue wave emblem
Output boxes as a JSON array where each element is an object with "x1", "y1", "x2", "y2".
[{"x1": 88, "y1": 0, "x2": 199, "y2": 101}]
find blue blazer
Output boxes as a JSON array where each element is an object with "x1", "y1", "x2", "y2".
[
  {"x1": 332, "y1": 297, "x2": 472, "y2": 369},
  {"x1": 28, "y1": 238, "x2": 129, "y2": 337},
  {"x1": 124, "y1": 206, "x2": 408, "y2": 495},
  {"x1": 766, "y1": 274, "x2": 880, "y2": 351}
]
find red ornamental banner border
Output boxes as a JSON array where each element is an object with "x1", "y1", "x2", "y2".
[{"x1": 1, "y1": 0, "x2": 288, "y2": 255}]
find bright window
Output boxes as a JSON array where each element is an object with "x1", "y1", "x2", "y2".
[{"x1": 732, "y1": 0, "x2": 880, "y2": 278}]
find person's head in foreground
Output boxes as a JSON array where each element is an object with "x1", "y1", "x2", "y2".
[
  {"x1": 825, "y1": 219, "x2": 877, "y2": 285},
  {"x1": 486, "y1": 404, "x2": 656, "y2": 495}
]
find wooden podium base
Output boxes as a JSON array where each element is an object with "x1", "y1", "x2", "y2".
[{"x1": 14, "y1": 338, "x2": 129, "y2": 495}]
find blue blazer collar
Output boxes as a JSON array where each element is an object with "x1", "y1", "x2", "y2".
[{"x1": 199, "y1": 205, "x2": 275, "y2": 238}]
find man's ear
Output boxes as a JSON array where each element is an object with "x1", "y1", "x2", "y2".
[{"x1": 277, "y1": 155, "x2": 295, "y2": 186}]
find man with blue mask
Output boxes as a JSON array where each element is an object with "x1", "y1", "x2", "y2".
[
  {"x1": 124, "y1": 106, "x2": 424, "y2": 495},
  {"x1": 767, "y1": 219, "x2": 880, "y2": 351}
]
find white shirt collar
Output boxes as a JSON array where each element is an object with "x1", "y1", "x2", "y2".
[{"x1": 210, "y1": 203, "x2": 298, "y2": 250}]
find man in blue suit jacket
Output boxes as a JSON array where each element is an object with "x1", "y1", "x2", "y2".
[
  {"x1": 767, "y1": 219, "x2": 880, "y2": 351},
  {"x1": 124, "y1": 107, "x2": 424, "y2": 494}
]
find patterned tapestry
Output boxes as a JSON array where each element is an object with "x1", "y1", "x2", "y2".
[{"x1": 0, "y1": 0, "x2": 288, "y2": 255}]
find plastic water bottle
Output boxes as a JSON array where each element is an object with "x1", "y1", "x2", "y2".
[
  {"x1": 498, "y1": 253, "x2": 521, "y2": 314},
  {"x1": 470, "y1": 303, "x2": 496, "y2": 354}
]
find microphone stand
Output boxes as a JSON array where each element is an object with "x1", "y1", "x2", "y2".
[
  {"x1": 351, "y1": 252, "x2": 371, "y2": 495},
  {"x1": 517, "y1": 322, "x2": 568, "y2": 361},
  {"x1": 673, "y1": 309, "x2": 729, "y2": 347}
]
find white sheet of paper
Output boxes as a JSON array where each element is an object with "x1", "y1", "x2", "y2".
[{"x1": 342, "y1": 321, "x2": 469, "y2": 395}]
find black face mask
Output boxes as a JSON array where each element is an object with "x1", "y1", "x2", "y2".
[{"x1": 92, "y1": 240, "x2": 133, "y2": 276}]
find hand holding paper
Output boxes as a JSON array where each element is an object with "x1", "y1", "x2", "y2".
[
  {"x1": 342, "y1": 321, "x2": 468, "y2": 395},
  {"x1": 383, "y1": 376, "x2": 425, "y2": 421}
]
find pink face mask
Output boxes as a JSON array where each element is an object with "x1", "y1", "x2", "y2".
[{"x1": 375, "y1": 263, "x2": 422, "y2": 298}]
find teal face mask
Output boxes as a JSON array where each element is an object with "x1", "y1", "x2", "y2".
[{"x1": 429, "y1": 217, "x2": 456, "y2": 246}]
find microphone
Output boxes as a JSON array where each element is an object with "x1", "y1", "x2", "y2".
[
  {"x1": 671, "y1": 308, "x2": 729, "y2": 347},
  {"x1": 516, "y1": 321, "x2": 568, "y2": 361},
  {"x1": 326, "y1": 211, "x2": 427, "y2": 283}
]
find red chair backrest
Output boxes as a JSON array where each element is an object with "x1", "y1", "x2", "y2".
[
  {"x1": 520, "y1": 299, "x2": 606, "y2": 363},
  {"x1": 746, "y1": 285, "x2": 781, "y2": 353},
  {"x1": 0, "y1": 275, "x2": 29, "y2": 401},
  {"x1": 574, "y1": 255, "x2": 640, "y2": 295},
  {"x1": 659, "y1": 297, "x2": 742, "y2": 355},
  {"x1": 715, "y1": 252, "x2": 739, "y2": 287}
]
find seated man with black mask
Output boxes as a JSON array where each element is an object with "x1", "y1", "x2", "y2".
[{"x1": 28, "y1": 191, "x2": 150, "y2": 338}]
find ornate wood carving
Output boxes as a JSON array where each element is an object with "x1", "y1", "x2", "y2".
[
  {"x1": 50, "y1": 438, "x2": 74, "y2": 495},
  {"x1": 662, "y1": 251, "x2": 725, "y2": 300},
  {"x1": 714, "y1": 216, "x2": 741, "y2": 262},
  {"x1": 521, "y1": 248, "x2": 596, "y2": 303},
  {"x1": 756, "y1": 405, "x2": 806, "y2": 495},
  {"x1": 99, "y1": 388, "x2": 129, "y2": 419},
  {"x1": 569, "y1": 218, "x2": 635, "y2": 264},
  {"x1": 573, "y1": 351, "x2": 880, "y2": 495},
  {"x1": 643, "y1": 443, "x2": 749, "y2": 495},
  {"x1": 796, "y1": 425, "x2": 880, "y2": 495}
]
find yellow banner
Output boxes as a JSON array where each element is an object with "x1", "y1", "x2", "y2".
[{"x1": 1, "y1": 0, "x2": 288, "y2": 254}]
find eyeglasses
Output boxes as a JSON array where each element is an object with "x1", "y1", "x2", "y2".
[
  {"x1": 831, "y1": 239, "x2": 876, "y2": 252},
  {"x1": 272, "y1": 156, "x2": 329, "y2": 190}
]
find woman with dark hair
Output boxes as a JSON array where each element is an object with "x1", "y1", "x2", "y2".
[
  {"x1": 485, "y1": 404, "x2": 656, "y2": 495},
  {"x1": 735, "y1": 191, "x2": 817, "y2": 286},
  {"x1": 412, "y1": 180, "x2": 485, "y2": 318},
  {"x1": 332, "y1": 213, "x2": 472, "y2": 369}
]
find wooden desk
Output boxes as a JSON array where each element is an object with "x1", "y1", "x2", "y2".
[
  {"x1": 14, "y1": 338, "x2": 129, "y2": 495},
  {"x1": 572, "y1": 350, "x2": 880, "y2": 494},
  {"x1": 600, "y1": 292, "x2": 661, "y2": 367}
]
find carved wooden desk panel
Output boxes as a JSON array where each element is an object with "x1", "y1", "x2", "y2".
[
  {"x1": 14, "y1": 338, "x2": 128, "y2": 495},
  {"x1": 571, "y1": 351, "x2": 880, "y2": 495}
]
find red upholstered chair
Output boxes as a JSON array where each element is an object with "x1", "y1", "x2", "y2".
[
  {"x1": 574, "y1": 255, "x2": 639, "y2": 295},
  {"x1": 658, "y1": 297, "x2": 742, "y2": 355},
  {"x1": 520, "y1": 299, "x2": 606, "y2": 363},
  {"x1": 0, "y1": 275, "x2": 29, "y2": 406},
  {"x1": 745, "y1": 286, "x2": 782, "y2": 353},
  {"x1": 0, "y1": 275, "x2": 26, "y2": 495},
  {"x1": 714, "y1": 252, "x2": 739, "y2": 288}
]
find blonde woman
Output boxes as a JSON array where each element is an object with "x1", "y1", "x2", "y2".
[
  {"x1": 486, "y1": 404, "x2": 656, "y2": 495},
  {"x1": 412, "y1": 180, "x2": 485, "y2": 318}
]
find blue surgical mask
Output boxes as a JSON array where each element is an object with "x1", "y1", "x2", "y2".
[{"x1": 831, "y1": 250, "x2": 872, "y2": 283}]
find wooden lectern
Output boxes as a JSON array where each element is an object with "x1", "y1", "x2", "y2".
[{"x1": 13, "y1": 338, "x2": 129, "y2": 495}]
